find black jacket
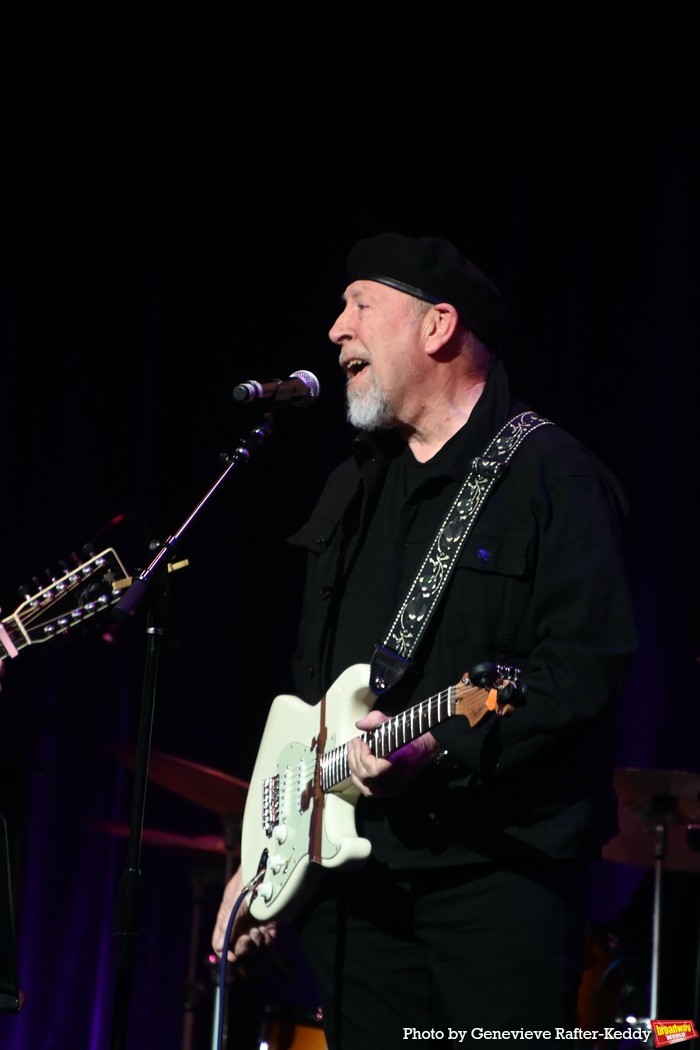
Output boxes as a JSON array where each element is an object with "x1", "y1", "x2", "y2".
[{"x1": 288, "y1": 360, "x2": 638, "y2": 868}]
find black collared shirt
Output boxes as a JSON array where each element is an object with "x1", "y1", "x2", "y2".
[{"x1": 287, "y1": 360, "x2": 638, "y2": 867}]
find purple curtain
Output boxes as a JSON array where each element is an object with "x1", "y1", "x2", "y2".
[{"x1": 2, "y1": 5, "x2": 698, "y2": 1047}]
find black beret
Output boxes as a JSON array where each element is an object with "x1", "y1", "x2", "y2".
[{"x1": 346, "y1": 232, "x2": 509, "y2": 351}]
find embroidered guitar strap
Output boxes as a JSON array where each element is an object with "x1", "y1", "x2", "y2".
[{"x1": 369, "y1": 410, "x2": 552, "y2": 696}]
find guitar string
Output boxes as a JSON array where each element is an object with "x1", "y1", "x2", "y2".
[{"x1": 268, "y1": 687, "x2": 461, "y2": 816}]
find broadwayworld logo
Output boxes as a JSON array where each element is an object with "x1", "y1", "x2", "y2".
[{"x1": 651, "y1": 1020, "x2": 699, "y2": 1047}]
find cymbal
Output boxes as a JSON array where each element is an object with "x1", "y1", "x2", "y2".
[
  {"x1": 90, "y1": 820, "x2": 232, "y2": 864},
  {"x1": 603, "y1": 768, "x2": 700, "y2": 872},
  {"x1": 112, "y1": 743, "x2": 249, "y2": 818}
]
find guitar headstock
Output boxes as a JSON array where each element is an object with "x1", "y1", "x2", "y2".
[
  {"x1": 0, "y1": 548, "x2": 130, "y2": 659},
  {"x1": 454, "y1": 663, "x2": 526, "y2": 727}
]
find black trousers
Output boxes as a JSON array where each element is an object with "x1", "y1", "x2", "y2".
[{"x1": 295, "y1": 857, "x2": 587, "y2": 1050}]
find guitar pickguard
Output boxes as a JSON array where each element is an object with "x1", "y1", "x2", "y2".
[{"x1": 242, "y1": 665, "x2": 376, "y2": 923}]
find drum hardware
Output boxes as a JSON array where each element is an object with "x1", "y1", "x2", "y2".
[
  {"x1": 603, "y1": 768, "x2": 700, "y2": 1020},
  {"x1": 111, "y1": 743, "x2": 248, "y2": 879},
  {"x1": 107, "y1": 747, "x2": 316, "y2": 1049},
  {"x1": 109, "y1": 745, "x2": 251, "y2": 1049}
]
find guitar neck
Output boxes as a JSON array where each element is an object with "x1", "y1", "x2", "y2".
[
  {"x1": 320, "y1": 681, "x2": 469, "y2": 792},
  {"x1": 0, "y1": 618, "x2": 23, "y2": 660}
]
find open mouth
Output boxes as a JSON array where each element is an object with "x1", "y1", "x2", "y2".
[{"x1": 344, "y1": 358, "x2": 369, "y2": 379}]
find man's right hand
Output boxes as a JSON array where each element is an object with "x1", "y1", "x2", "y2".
[{"x1": 211, "y1": 865, "x2": 278, "y2": 963}]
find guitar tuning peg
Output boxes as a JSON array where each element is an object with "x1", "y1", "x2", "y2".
[
  {"x1": 82, "y1": 544, "x2": 96, "y2": 559},
  {"x1": 496, "y1": 681, "x2": 515, "y2": 703},
  {"x1": 467, "y1": 662, "x2": 499, "y2": 688},
  {"x1": 500, "y1": 679, "x2": 527, "y2": 704},
  {"x1": 17, "y1": 584, "x2": 30, "y2": 601}
]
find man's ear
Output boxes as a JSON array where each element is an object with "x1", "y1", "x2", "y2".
[{"x1": 423, "y1": 303, "x2": 460, "y2": 356}]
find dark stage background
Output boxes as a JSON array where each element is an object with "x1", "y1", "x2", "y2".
[{"x1": 1, "y1": 4, "x2": 699, "y2": 1048}]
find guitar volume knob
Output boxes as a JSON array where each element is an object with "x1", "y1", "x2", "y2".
[{"x1": 257, "y1": 881, "x2": 274, "y2": 902}]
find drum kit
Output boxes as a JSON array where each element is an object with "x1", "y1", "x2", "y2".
[{"x1": 96, "y1": 754, "x2": 700, "y2": 1049}]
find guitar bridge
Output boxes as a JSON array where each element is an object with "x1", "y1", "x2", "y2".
[{"x1": 261, "y1": 774, "x2": 279, "y2": 836}]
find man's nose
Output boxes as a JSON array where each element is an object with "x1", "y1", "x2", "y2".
[{"x1": 328, "y1": 308, "x2": 350, "y2": 344}]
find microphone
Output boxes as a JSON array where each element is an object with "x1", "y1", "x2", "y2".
[{"x1": 232, "y1": 370, "x2": 320, "y2": 407}]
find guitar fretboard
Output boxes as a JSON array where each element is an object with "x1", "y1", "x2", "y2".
[{"x1": 319, "y1": 685, "x2": 459, "y2": 791}]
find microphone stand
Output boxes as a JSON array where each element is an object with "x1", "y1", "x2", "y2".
[{"x1": 108, "y1": 414, "x2": 276, "y2": 1050}]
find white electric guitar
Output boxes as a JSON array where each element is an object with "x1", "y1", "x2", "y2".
[
  {"x1": 241, "y1": 662, "x2": 520, "y2": 923},
  {"x1": 0, "y1": 547, "x2": 129, "y2": 661}
]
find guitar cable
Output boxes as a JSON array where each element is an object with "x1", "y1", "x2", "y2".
[{"x1": 214, "y1": 860, "x2": 268, "y2": 1050}]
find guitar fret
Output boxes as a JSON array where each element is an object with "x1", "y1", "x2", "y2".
[
  {"x1": 321, "y1": 744, "x2": 349, "y2": 792},
  {"x1": 320, "y1": 686, "x2": 461, "y2": 791},
  {"x1": 337, "y1": 745, "x2": 348, "y2": 784}
]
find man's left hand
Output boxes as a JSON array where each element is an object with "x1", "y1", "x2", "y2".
[{"x1": 347, "y1": 710, "x2": 440, "y2": 797}]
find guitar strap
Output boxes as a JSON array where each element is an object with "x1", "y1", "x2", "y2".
[{"x1": 369, "y1": 410, "x2": 552, "y2": 695}]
